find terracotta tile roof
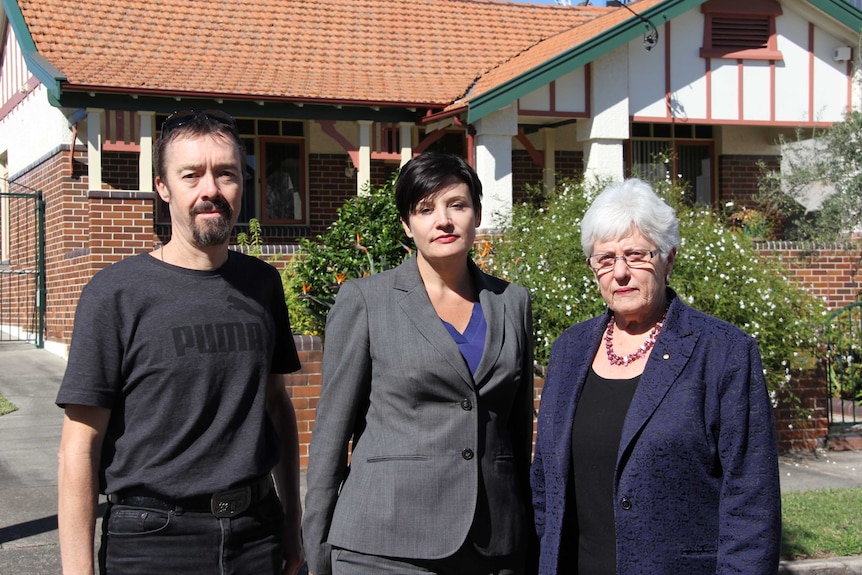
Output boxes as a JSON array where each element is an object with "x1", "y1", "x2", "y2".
[
  {"x1": 465, "y1": 0, "x2": 665, "y2": 104},
  {"x1": 19, "y1": 0, "x2": 610, "y2": 107}
]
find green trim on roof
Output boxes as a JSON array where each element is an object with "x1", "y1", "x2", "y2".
[
  {"x1": 55, "y1": 91, "x2": 421, "y2": 123},
  {"x1": 467, "y1": 0, "x2": 706, "y2": 124},
  {"x1": 807, "y1": 0, "x2": 862, "y2": 32},
  {"x1": 2, "y1": 0, "x2": 66, "y2": 102}
]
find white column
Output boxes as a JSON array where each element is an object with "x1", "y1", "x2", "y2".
[
  {"x1": 542, "y1": 127, "x2": 556, "y2": 194},
  {"x1": 399, "y1": 122, "x2": 413, "y2": 167},
  {"x1": 138, "y1": 112, "x2": 155, "y2": 192},
  {"x1": 86, "y1": 108, "x2": 103, "y2": 190},
  {"x1": 577, "y1": 47, "x2": 630, "y2": 182},
  {"x1": 580, "y1": 138, "x2": 626, "y2": 182},
  {"x1": 473, "y1": 105, "x2": 517, "y2": 230},
  {"x1": 357, "y1": 121, "x2": 372, "y2": 195}
]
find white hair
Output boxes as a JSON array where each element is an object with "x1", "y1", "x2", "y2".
[{"x1": 580, "y1": 178, "x2": 680, "y2": 258}]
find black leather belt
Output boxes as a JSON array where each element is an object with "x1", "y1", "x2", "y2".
[{"x1": 107, "y1": 474, "x2": 274, "y2": 518}]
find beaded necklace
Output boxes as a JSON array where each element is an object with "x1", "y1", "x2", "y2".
[{"x1": 604, "y1": 312, "x2": 666, "y2": 366}]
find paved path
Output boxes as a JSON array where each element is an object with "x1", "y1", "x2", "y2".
[
  {"x1": 0, "y1": 343, "x2": 66, "y2": 574},
  {"x1": 1, "y1": 343, "x2": 861, "y2": 574}
]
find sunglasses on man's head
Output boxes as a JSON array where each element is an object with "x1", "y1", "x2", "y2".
[{"x1": 160, "y1": 109, "x2": 237, "y2": 136}]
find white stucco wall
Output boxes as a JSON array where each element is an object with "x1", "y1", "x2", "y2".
[
  {"x1": 668, "y1": 11, "x2": 709, "y2": 121},
  {"x1": 717, "y1": 125, "x2": 785, "y2": 155},
  {"x1": 625, "y1": 3, "x2": 855, "y2": 125},
  {"x1": 474, "y1": 105, "x2": 517, "y2": 228},
  {"x1": 0, "y1": 86, "x2": 73, "y2": 176},
  {"x1": 578, "y1": 46, "x2": 628, "y2": 182},
  {"x1": 308, "y1": 120, "x2": 355, "y2": 154}
]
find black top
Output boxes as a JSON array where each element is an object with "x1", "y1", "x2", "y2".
[{"x1": 570, "y1": 367, "x2": 640, "y2": 575}]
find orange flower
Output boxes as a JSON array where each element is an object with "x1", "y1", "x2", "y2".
[
  {"x1": 480, "y1": 241, "x2": 492, "y2": 257},
  {"x1": 335, "y1": 272, "x2": 348, "y2": 285},
  {"x1": 301, "y1": 281, "x2": 311, "y2": 294}
]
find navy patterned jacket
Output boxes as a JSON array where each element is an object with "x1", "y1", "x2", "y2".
[{"x1": 531, "y1": 289, "x2": 781, "y2": 574}]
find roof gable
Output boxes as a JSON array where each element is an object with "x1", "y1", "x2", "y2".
[
  {"x1": 466, "y1": 0, "x2": 862, "y2": 123},
  {"x1": 467, "y1": 0, "x2": 706, "y2": 122}
]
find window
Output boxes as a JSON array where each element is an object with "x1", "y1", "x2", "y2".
[
  {"x1": 628, "y1": 123, "x2": 715, "y2": 205},
  {"x1": 700, "y1": 0, "x2": 782, "y2": 61},
  {"x1": 261, "y1": 139, "x2": 304, "y2": 224}
]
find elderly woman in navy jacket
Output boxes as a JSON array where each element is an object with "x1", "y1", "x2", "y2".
[{"x1": 531, "y1": 179, "x2": 781, "y2": 575}]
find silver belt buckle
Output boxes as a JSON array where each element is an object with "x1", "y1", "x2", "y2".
[{"x1": 210, "y1": 485, "x2": 252, "y2": 518}]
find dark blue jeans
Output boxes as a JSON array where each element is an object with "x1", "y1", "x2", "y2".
[{"x1": 99, "y1": 490, "x2": 284, "y2": 574}]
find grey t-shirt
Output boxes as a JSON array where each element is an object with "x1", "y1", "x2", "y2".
[{"x1": 57, "y1": 250, "x2": 300, "y2": 499}]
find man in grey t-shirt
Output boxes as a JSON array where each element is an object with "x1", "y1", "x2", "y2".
[{"x1": 56, "y1": 110, "x2": 303, "y2": 575}]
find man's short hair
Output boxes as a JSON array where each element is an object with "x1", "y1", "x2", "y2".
[{"x1": 153, "y1": 110, "x2": 247, "y2": 182}]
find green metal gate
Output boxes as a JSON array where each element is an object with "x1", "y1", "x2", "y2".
[
  {"x1": 824, "y1": 302, "x2": 862, "y2": 426},
  {"x1": 0, "y1": 181, "x2": 46, "y2": 347}
]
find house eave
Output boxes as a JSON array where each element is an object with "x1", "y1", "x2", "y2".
[
  {"x1": 806, "y1": 0, "x2": 862, "y2": 34},
  {"x1": 54, "y1": 86, "x2": 439, "y2": 123}
]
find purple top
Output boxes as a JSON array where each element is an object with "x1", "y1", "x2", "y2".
[{"x1": 442, "y1": 302, "x2": 486, "y2": 375}]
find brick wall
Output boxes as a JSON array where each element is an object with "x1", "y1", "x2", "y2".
[
  {"x1": 102, "y1": 152, "x2": 140, "y2": 190},
  {"x1": 756, "y1": 241, "x2": 862, "y2": 309},
  {"x1": 284, "y1": 335, "x2": 323, "y2": 469},
  {"x1": 773, "y1": 368, "x2": 830, "y2": 452},
  {"x1": 5, "y1": 148, "x2": 162, "y2": 345},
  {"x1": 308, "y1": 153, "x2": 357, "y2": 237},
  {"x1": 512, "y1": 150, "x2": 583, "y2": 205},
  {"x1": 307, "y1": 153, "x2": 400, "y2": 237},
  {"x1": 718, "y1": 154, "x2": 780, "y2": 207}
]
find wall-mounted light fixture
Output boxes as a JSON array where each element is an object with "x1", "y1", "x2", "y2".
[
  {"x1": 345, "y1": 159, "x2": 357, "y2": 178},
  {"x1": 610, "y1": 1, "x2": 659, "y2": 51}
]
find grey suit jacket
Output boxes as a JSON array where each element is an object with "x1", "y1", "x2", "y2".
[{"x1": 303, "y1": 256, "x2": 534, "y2": 575}]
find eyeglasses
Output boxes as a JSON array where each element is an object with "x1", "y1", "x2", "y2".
[
  {"x1": 587, "y1": 249, "x2": 661, "y2": 272},
  {"x1": 160, "y1": 110, "x2": 237, "y2": 136}
]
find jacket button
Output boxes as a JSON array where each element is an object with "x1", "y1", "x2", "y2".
[
  {"x1": 460, "y1": 398, "x2": 473, "y2": 410},
  {"x1": 462, "y1": 448, "x2": 474, "y2": 460},
  {"x1": 620, "y1": 496, "x2": 632, "y2": 510}
]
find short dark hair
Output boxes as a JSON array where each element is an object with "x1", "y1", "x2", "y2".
[
  {"x1": 153, "y1": 110, "x2": 247, "y2": 182},
  {"x1": 395, "y1": 152, "x2": 482, "y2": 221}
]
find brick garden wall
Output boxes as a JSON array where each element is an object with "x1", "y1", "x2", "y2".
[
  {"x1": 756, "y1": 242, "x2": 862, "y2": 310},
  {"x1": 773, "y1": 367, "x2": 830, "y2": 452},
  {"x1": 284, "y1": 335, "x2": 323, "y2": 469}
]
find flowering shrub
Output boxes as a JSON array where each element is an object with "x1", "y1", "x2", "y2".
[
  {"x1": 484, "y1": 177, "x2": 825, "y2": 396},
  {"x1": 291, "y1": 175, "x2": 413, "y2": 334}
]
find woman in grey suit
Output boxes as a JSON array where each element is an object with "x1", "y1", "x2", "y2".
[{"x1": 303, "y1": 152, "x2": 535, "y2": 575}]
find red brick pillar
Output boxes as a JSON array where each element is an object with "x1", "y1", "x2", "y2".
[
  {"x1": 284, "y1": 335, "x2": 323, "y2": 469},
  {"x1": 773, "y1": 367, "x2": 829, "y2": 452}
]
